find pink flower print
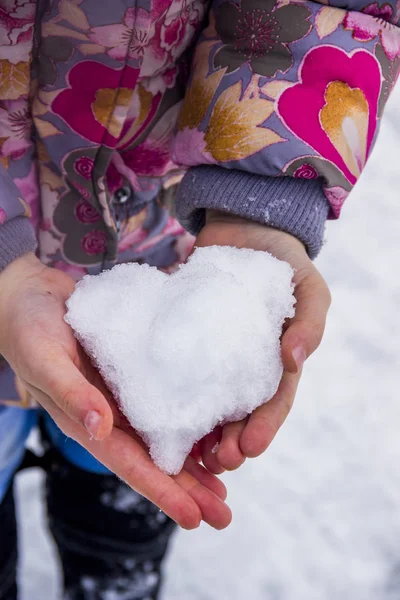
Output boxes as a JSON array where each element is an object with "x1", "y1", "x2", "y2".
[
  {"x1": 140, "y1": 0, "x2": 205, "y2": 77},
  {"x1": 0, "y1": 99, "x2": 32, "y2": 160},
  {"x1": 0, "y1": 207, "x2": 6, "y2": 224},
  {"x1": 40, "y1": 217, "x2": 52, "y2": 231},
  {"x1": 141, "y1": 66, "x2": 179, "y2": 95},
  {"x1": 172, "y1": 127, "x2": 216, "y2": 167},
  {"x1": 71, "y1": 181, "x2": 91, "y2": 201},
  {"x1": 74, "y1": 156, "x2": 94, "y2": 180},
  {"x1": 81, "y1": 230, "x2": 107, "y2": 255},
  {"x1": 121, "y1": 104, "x2": 180, "y2": 177},
  {"x1": 293, "y1": 164, "x2": 319, "y2": 179},
  {"x1": 160, "y1": 0, "x2": 200, "y2": 59},
  {"x1": 344, "y1": 3, "x2": 400, "y2": 60},
  {"x1": 163, "y1": 66, "x2": 178, "y2": 88},
  {"x1": 278, "y1": 47, "x2": 382, "y2": 186},
  {"x1": 52, "y1": 61, "x2": 139, "y2": 147},
  {"x1": 88, "y1": 7, "x2": 152, "y2": 62},
  {"x1": 0, "y1": 0, "x2": 35, "y2": 63},
  {"x1": 75, "y1": 200, "x2": 101, "y2": 224},
  {"x1": 109, "y1": 152, "x2": 140, "y2": 191}
]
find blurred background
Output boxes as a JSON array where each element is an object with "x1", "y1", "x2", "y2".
[{"x1": 17, "y1": 80, "x2": 400, "y2": 600}]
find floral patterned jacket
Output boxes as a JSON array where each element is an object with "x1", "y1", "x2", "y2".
[{"x1": 0, "y1": 0, "x2": 399, "y2": 276}]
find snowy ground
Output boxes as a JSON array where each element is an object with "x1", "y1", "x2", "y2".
[{"x1": 17, "y1": 82, "x2": 400, "y2": 600}]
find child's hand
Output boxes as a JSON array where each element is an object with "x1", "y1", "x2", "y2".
[
  {"x1": 194, "y1": 211, "x2": 331, "y2": 473},
  {"x1": 0, "y1": 253, "x2": 232, "y2": 530}
]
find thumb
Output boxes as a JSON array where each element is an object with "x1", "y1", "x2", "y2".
[
  {"x1": 282, "y1": 266, "x2": 331, "y2": 373},
  {"x1": 32, "y1": 349, "x2": 114, "y2": 440}
]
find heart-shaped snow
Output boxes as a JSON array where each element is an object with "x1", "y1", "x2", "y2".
[{"x1": 65, "y1": 246, "x2": 295, "y2": 474}]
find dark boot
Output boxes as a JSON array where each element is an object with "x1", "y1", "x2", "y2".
[
  {"x1": 0, "y1": 482, "x2": 18, "y2": 600},
  {"x1": 44, "y1": 447, "x2": 176, "y2": 600}
]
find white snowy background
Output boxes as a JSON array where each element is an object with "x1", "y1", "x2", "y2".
[{"x1": 16, "y1": 81, "x2": 400, "y2": 600}]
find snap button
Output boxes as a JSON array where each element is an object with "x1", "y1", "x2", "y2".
[{"x1": 113, "y1": 185, "x2": 132, "y2": 204}]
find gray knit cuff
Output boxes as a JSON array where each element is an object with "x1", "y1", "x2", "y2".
[
  {"x1": 176, "y1": 166, "x2": 330, "y2": 259},
  {"x1": 0, "y1": 217, "x2": 37, "y2": 272}
]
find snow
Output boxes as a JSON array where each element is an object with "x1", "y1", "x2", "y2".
[
  {"x1": 65, "y1": 246, "x2": 294, "y2": 474},
  {"x1": 17, "y1": 80, "x2": 400, "y2": 599}
]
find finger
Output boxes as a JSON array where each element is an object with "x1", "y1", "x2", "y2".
[
  {"x1": 190, "y1": 441, "x2": 202, "y2": 462},
  {"x1": 29, "y1": 347, "x2": 113, "y2": 440},
  {"x1": 111, "y1": 416, "x2": 228, "y2": 501},
  {"x1": 240, "y1": 370, "x2": 301, "y2": 458},
  {"x1": 114, "y1": 439, "x2": 231, "y2": 530},
  {"x1": 282, "y1": 267, "x2": 331, "y2": 373},
  {"x1": 187, "y1": 484, "x2": 232, "y2": 530},
  {"x1": 24, "y1": 382, "x2": 202, "y2": 529},
  {"x1": 183, "y1": 455, "x2": 227, "y2": 501},
  {"x1": 216, "y1": 420, "x2": 247, "y2": 471},
  {"x1": 200, "y1": 427, "x2": 224, "y2": 474},
  {"x1": 25, "y1": 381, "x2": 231, "y2": 530}
]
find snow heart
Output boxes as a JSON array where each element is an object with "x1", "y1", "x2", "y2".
[{"x1": 65, "y1": 246, "x2": 295, "y2": 474}]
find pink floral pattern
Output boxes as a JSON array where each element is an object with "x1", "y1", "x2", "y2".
[
  {"x1": 0, "y1": 0, "x2": 398, "y2": 274},
  {"x1": 140, "y1": 0, "x2": 206, "y2": 76},
  {"x1": 121, "y1": 104, "x2": 181, "y2": 177},
  {"x1": 81, "y1": 230, "x2": 108, "y2": 255},
  {"x1": 0, "y1": 99, "x2": 31, "y2": 159},
  {"x1": 0, "y1": 207, "x2": 6, "y2": 224},
  {"x1": 344, "y1": 3, "x2": 400, "y2": 59},
  {"x1": 293, "y1": 164, "x2": 319, "y2": 179},
  {"x1": 75, "y1": 200, "x2": 101, "y2": 224},
  {"x1": 71, "y1": 181, "x2": 92, "y2": 201},
  {"x1": 278, "y1": 46, "x2": 382, "y2": 186},
  {"x1": 74, "y1": 156, "x2": 94, "y2": 180},
  {"x1": 52, "y1": 61, "x2": 140, "y2": 147},
  {"x1": 172, "y1": 127, "x2": 216, "y2": 167},
  {"x1": 0, "y1": 0, "x2": 35, "y2": 63},
  {"x1": 89, "y1": 7, "x2": 152, "y2": 62}
]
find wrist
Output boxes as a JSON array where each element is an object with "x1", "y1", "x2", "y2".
[
  {"x1": 202, "y1": 211, "x2": 307, "y2": 261},
  {"x1": 177, "y1": 166, "x2": 329, "y2": 259},
  {"x1": 0, "y1": 252, "x2": 45, "y2": 287},
  {"x1": 0, "y1": 254, "x2": 46, "y2": 340}
]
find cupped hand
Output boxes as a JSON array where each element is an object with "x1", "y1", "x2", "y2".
[
  {"x1": 195, "y1": 211, "x2": 331, "y2": 473},
  {"x1": 0, "y1": 253, "x2": 232, "y2": 530}
]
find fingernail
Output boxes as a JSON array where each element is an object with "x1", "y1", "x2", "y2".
[
  {"x1": 84, "y1": 410, "x2": 103, "y2": 440},
  {"x1": 292, "y1": 346, "x2": 306, "y2": 372}
]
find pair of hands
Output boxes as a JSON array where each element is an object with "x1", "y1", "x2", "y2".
[{"x1": 0, "y1": 212, "x2": 330, "y2": 530}]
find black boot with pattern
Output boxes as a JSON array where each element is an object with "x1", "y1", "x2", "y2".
[{"x1": 44, "y1": 447, "x2": 176, "y2": 600}]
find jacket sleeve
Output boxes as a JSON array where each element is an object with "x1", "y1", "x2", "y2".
[
  {"x1": 0, "y1": 2, "x2": 37, "y2": 272},
  {"x1": 0, "y1": 166, "x2": 37, "y2": 271},
  {"x1": 173, "y1": 0, "x2": 400, "y2": 258}
]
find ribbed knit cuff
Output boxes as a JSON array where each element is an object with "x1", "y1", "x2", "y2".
[
  {"x1": 176, "y1": 166, "x2": 330, "y2": 259},
  {"x1": 0, "y1": 217, "x2": 37, "y2": 272}
]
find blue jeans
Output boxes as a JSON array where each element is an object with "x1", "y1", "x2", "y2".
[{"x1": 0, "y1": 366, "x2": 110, "y2": 504}]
